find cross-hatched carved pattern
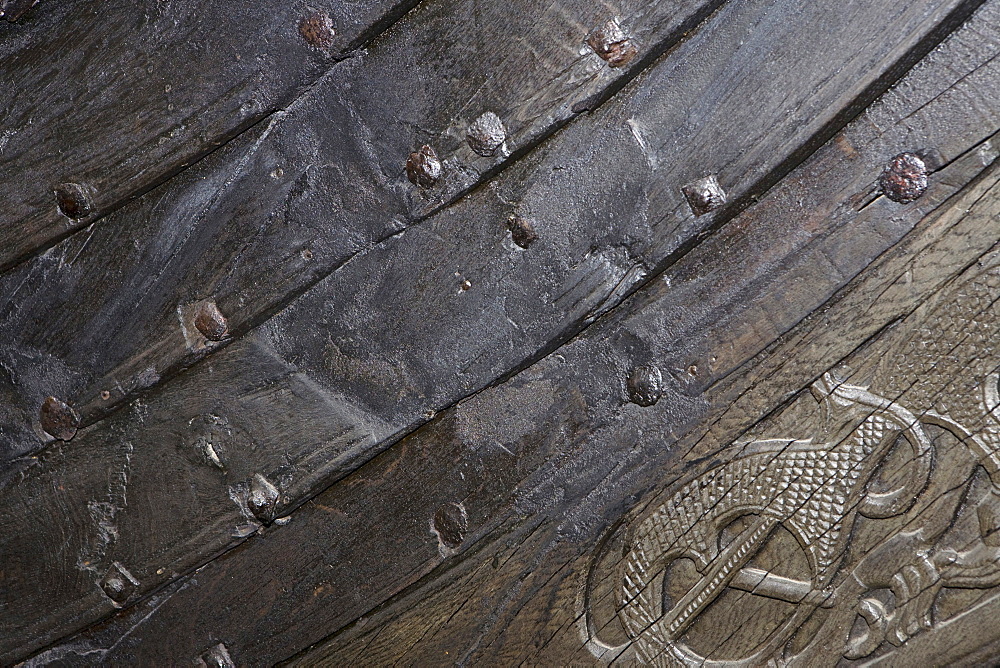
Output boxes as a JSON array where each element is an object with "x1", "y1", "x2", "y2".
[
  {"x1": 620, "y1": 430, "x2": 875, "y2": 657},
  {"x1": 883, "y1": 270, "x2": 1000, "y2": 429}
]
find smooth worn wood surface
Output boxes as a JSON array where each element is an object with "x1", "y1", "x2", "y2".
[
  {"x1": 4, "y1": 0, "x2": 1000, "y2": 665},
  {"x1": 0, "y1": 0, "x2": 421, "y2": 270},
  {"x1": 6, "y1": 0, "x2": 1000, "y2": 664},
  {"x1": 0, "y1": 0, "x2": 725, "y2": 465}
]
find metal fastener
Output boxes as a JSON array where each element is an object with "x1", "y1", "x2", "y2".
[
  {"x1": 194, "y1": 301, "x2": 228, "y2": 341},
  {"x1": 99, "y1": 562, "x2": 139, "y2": 606},
  {"x1": 248, "y1": 473, "x2": 280, "y2": 523},
  {"x1": 626, "y1": 366, "x2": 662, "y2": 407},
  {"x1": 507, "y1": 214, "x2": 538, "y2": 249},
  {"x1": 586, "y1": 20, "x2": 638, "y2": 68},
  {"x1": 681, "y1": 175, "x2": 727, "y2": 216},
  {"x1": 54, "y1": 183, "x2": 93, "y2": 219},
  {"x1": 298, "y1": 12, "x2": 336, "y2": 49},
  {"x1": 467, "y1": 112, "x2": 506, "y2": 157},
  {"x1": 39, "y1": 396, "x2": 80, "y2": 441},
  {"x1": 878, "y1": 152, "x2": 928, "y2": 203},
  {"x1": 405, "y1": 145, "x2": 442, "y2": 189}
]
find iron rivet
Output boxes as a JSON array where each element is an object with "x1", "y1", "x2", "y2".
[
  {"x1": 99, "y1": 562, "x2": 139, "y2": 606},
  {"x1": 467, "y1": 112, "x2": 506, "y2": 157},
  {"x1": 433, "y1": 502, "x2": 468, "y2": 549},
  {"x1": 627, "y1": 366, "x2": 662, "y2": 407},
  {"x1": 298, "y1": 12, "x2": 336, "y2": 49},
  {"x1": 39, "y1": 396, "x2": 80, "y2": 441},
  {"x1": 507, "y1": 214, "x2": 538, "y2": 249},
  {"x1": 405, "y1": 144, "x2": 442, "y2": 189},
  {"x1": 879, "y1": 152, "x2": 927, "y2": 203},
  {"x1": 586, "y1": 20, "x2": 638, "y2": 68},
  {"x1": 54, "y1": 183, "x2": 93, "y2": 219},
  {"x1": 100, "y1": 390, "x2": 111, "y2": 401},
  {"x1": 681, "y1": 175, "x2": 727, "y2": 216},
  {"x1": 248, "y1": 473, "x2": 280, "y2": 523},
  {"x1": 194, "y1": 301, "x2": 228, "y2": 341}
]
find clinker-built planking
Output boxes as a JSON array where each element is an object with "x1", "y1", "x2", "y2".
[{"x1": 6, "y1": 0, "x2": 1000, "y2": 664}]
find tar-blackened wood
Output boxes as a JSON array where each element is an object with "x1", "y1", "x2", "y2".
[
  {"x1": 0, "y1": 0, "x2": 728, "y2": 465},
  {"x1": 0, "y1": 0, "x2": 423, "y2": 270},
  {"x1": 13, "y1": 1, "x2": 1000, "y2": 663},
  {"x1": 0, "y1": 0, "x2": 977, "y2": 468}
]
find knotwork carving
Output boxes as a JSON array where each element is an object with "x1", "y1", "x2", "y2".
[{"x1": 581, "y1": 266, "x2": 1000, "y2": 666}]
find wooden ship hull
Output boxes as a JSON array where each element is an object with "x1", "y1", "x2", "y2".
[{"x1": 2, "y1": 0, "x2": 1000, "y2": 664}]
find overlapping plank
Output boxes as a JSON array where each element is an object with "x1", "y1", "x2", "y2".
[
  {"x1": 0, "y1": 0, "x2": 728, "y2": 464},
  {"x1": 0, "y1": 0, "x2": 423, "y2": 269},
  {"x1": 15, "y1": 3, "x2": 1000, "y2": 663}
]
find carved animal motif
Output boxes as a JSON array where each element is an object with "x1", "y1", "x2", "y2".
[{"x1": 584, "y1": 267, "x2": 1000, "y2": 665}]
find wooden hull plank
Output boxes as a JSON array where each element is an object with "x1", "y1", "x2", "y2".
[
  {"x1": 0, "y1": 0, "x2": 423, "y2": 270},
  {"x1": 0, "y1": 0, "x2": 978, "y2": 465},
  {"x1": 0, "y1": 0, "x2": 729, "y2": 463},
  {"x1": 11, "y1": 2, "x2": 1000, "y2": 663}
]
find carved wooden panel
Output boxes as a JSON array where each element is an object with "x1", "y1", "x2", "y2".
[{"x1": 3, "y1": 0, "x2": 1000, "y2": 664}]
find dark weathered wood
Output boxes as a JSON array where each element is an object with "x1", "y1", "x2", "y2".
[
  {"x1": 0, "y1": 0, "x2": 978, "y2": 471},
  {"x1": 0, "y1": 0, "x2": 727, "y2": 464},
  {"x1": 289, "y1": 148, "x2": 1000, "y2": 666},
  {"x1": 0, "y1": 0, "x2": 423, "y2": 270},
  {"x1": 15, "y1": 1, "x2": 999, "y2": 661}
]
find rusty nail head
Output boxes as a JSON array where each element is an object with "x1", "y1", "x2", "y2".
[
  {"x1": 433, "y1": 502, "x2": 469, "y2": 549},
  {"x1": 507, "y1": 214, "x2": 538, "y2": 249},
  {"x1": 54, "y1": 183, "x2": 93, "y2": 219},
  {"x1": 248, "y1": 473, "x2": 280, "y2": 522},
  {"x1": 194, "y1": 301, "x2": 228, "y2": 341},
  {"x1": 627, "y1": 365, "x2": 662, "y2": 407},
  {"x1": 467, "y1": 112, "x2": 506, "y2": 157},
  {"x1": 406, "y1": 145, "x2": 442, "y2": 189},
  {"x1": 682, "y1": 175, "x2": 727, "y2": 216},
  {"x1": 99, "y1": 562, "x2": 139, "y2": 606},
  {"x1": 586, "y1": 19, "x2": 638, "y2": 68},
  {"x1": 298, "y1": 12, "x2": 336, "y2": 49},
  {"x1": 39, "y1": 396, "x2": 80, "y2": 441},
  {"x1": 879, "y1": 152, "x2": 928, "y2": 203}
]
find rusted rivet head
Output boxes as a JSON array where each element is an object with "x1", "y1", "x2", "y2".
[
  {"x1": 681, "y1": 175, "x2": 727, "y2": 216},
  {"x1": 298, "y1": 11, "x2": 335, "y2": 49},
  {"x1": 248, "y1": 473, "x2": 280, "y2": 523},
  {"x1": 39, "y1": 396, "x2": 80, "y2": 441},
  {"x1": 507, "y1": 214, "x2": 538, "y2": 249},
  {"x1": 199, "y1": 643, "x2": 236, "y2": 668},
  {"x1": 433, "y1": 502, "x2": 468, "y2": 549},
  {"x1": 586, "y1": 19, "x2": 638, "y2": 68},
  {"x1": 626, "y1": 365, "x2": 662, "y2": 407},
  {"x1": 467, "y1": 112, "x2": 506, "y2": 157},
  {"x1": 99, "y1": 562, "x2": 139, "y2": 606},
  {"x1": 54, "y1": 183, "x2": 93, "y2": 219},
  {"x1": 194, "y1": 301, "x2": 228, "y2": 341},
  {"x1": 405, "y1": 144, "x2": 442, "y2": 189},
  {"x1": 878, "y1": 152, "x2": 927, "y2": 203}
]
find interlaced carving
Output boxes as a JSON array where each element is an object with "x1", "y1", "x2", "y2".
[{"x1": 585, "y1": 266, "x2": 1000, "y2": 666}]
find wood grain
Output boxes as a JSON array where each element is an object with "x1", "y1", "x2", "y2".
[
  {"x1": 0, "y1": 0, "x2": 979, "y2": 473},
  {"x1": 0, "y1": 0, "x2": 422, "y2": 269},
  {"x1": 13, "y1": 1, "x2": 999, "y2": 662},
  {"x1": 0, "y1": 0, "x2": 728, "y2": 463}
]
